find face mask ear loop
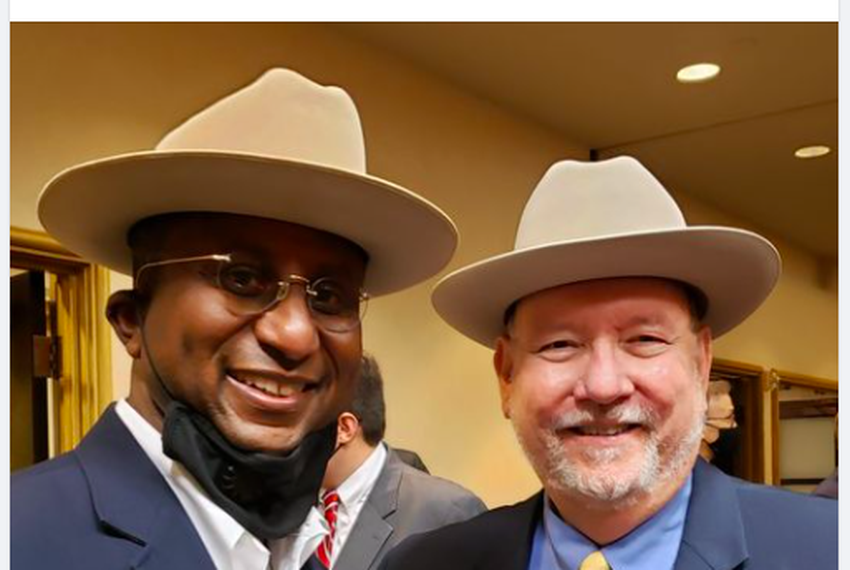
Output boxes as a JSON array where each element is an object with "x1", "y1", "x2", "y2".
[{"x1": 135, "y1": 293, "x2": 178, "y2": 419}]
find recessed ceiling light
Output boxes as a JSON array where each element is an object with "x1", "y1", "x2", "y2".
[
  {"x1": 794, "y1": 145, "x2": 831, "y2": 159},
  {"x1": 676, "y1": 63, "x2": 721, "y2": 84}
]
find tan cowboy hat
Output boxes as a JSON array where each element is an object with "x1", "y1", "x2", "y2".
[
  {"x1": 38, "y1": 68, "x2": 457, "y2": 296},
  {"x1": 432, "y1": 156, "x2": 781, "y2": 346}
]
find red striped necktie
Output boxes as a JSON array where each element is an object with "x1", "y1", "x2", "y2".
[{"x1": 316, "y1": 490, "x2": 340, "y2": 568}]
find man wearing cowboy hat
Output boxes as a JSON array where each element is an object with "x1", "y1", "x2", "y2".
[
  {"x1": 382, "y1": 157, "x2": 836, "y2": 570},
  {"x1": 12, "y1": 69, "x2": 457, "y2": 570}
]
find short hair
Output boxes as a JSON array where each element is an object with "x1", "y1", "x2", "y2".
[
  {"x1": 127, "y1": 211, "x2": 369, "y2": 288},
  {"x1": 125, "y1": 213, "x2": 195, "y2": 299},
  {"x1": 127, "y1": 213, "x2": 189, "y2": 277},
  {"x1": 350, "y1": 354, "x2": 387, "y2": 446},
  {"x1": 503, "y1": 278, "x2": 708, "y2": 333}
]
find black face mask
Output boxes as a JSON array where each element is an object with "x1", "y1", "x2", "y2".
[{"x1": 162, "y1": 401, "x2": 337, "y2": 541}]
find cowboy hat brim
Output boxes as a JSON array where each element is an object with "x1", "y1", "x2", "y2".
[
  {"x1": 432, "y1": 226, "x2": 780, "y2": 346},
  {"x1": 38, "y1": 150, "x2": 458, "y2": 296}
]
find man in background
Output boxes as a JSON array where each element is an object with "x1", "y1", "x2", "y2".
[{"x1": 286, "y1": 354, "x2": 486, "y2": 570}]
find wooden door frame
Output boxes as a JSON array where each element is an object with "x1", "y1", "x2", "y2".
[
  {"x1": 767, "y1": 369, "x2": 838, "y2": 487},
  {"x1": 710, "y1": 358, "x2": 769, "y2": 483},
  {"x1": 11, "y1": 226, "x2": 113, "y2": 454}
]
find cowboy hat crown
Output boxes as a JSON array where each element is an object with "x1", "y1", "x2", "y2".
[
  {"x1": 38, "y1": 68, "x2": 457, "y2": 296},
  {"x1": 432, "y1": 156, "x2": 781, "y2": 346},
  {"x1": 157, "y1": 69, "x2": 366, "y2": 170}
]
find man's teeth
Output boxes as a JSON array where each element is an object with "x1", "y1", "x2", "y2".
[
  {"x1": 574, "y1": 425, "x2": 633, "y2": 436},
  {"x1": 241, "y1": 377, "x2": 301, "y2": 397}
]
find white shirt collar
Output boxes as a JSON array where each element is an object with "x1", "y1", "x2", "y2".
[
  {"x1": 274, "y1": 504, "x2": 327, "y2": 568},
  {"x1": 115, "y1": 400, "x2": 390, "y2": 570},
  {"x1": 333, "y1": 441, "x2": 387, "y2": 512},
  {"x1": 324, "y1": 442, "x2": 388, "y2": 567},
  {"x1": 115, "y1": 400, "x2": 279, "y2": 570},
  {"x1": 276, "y1": 442, "x2": 389, "y2": 569}
]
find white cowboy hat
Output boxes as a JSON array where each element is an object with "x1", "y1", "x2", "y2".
[
  {"x1": 38, "y1": 68, "x2": 457, "y2": 296},
  {"x1": 432, "y1": 156, "x2": 781, "y2": 346}
]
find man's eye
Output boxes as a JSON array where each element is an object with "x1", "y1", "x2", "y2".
[
  {"x1": 542, "y1": 340, "x2": 574, "y2": 350},
  {"x1": 631, "y1": 335, "x2": 667, "y2": 344},
  {"x1": 310, "y1": 281, "x2": 353, "y2": 315},
  {"x1": 627, "y1": 335, "x2": 670, "y2": 355},
  {"x1": 535, "y1": 340, "x2": 579, "y2": 358},
  {"x1": 219, "y1": 264, "x2": 269, "y2": 297}
]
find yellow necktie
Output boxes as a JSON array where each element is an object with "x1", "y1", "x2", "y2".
[{"x1": 579, "y1": 551, "x2": 611, "y2": 570}]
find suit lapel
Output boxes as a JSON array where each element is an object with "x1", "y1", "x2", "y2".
[
  {"x1": 674, "y1": 460, "x2": 748, "y2": 570},
  {"x1": 130, "y1": 518, "x2": 217, "y2": 570},
  {"x1": 476, "y1": 493, "x2": 542, "y2": 570},
  {"x1": 335, "y1": 502, "x2": 394, "y2": 570},
  {"x1": 334, "y1": 447, "x2": 402, "y2": 570},
  {"x1": 76, "y1": 405, "x2": 215, "y2": 570}
]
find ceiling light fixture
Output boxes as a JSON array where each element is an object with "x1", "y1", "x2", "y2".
[
  {"x1": 676, "y1": 63, "x2": 721, "y2": 84},
  {"x1": 794, "y1": 145, "x2": 831, "y2": 159}
]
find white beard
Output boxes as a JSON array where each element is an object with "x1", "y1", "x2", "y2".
[{"x1": 511, "y1": 388, "x2": 707, "y2": 508}]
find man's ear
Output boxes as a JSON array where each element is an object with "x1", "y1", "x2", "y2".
[
  {"x1": 494, "y1": 336, "x2": 515, "y2": 419},
  {"x1": 106, "y1": 290, "x2": 144, "y2": 359},
  {"x1": 696, "y1": 325, "x2": 713, "y2": 393},
  {"x1": 336, "y1": 412, "x2": 360, "y2": 446}
]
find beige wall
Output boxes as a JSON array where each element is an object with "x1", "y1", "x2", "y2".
[
  {"x1": 11, "y1": 23, "x2": 837, "y2": 507},
  {"x1": 672, "y1": 192, "x2": 839, "y2": 381}
]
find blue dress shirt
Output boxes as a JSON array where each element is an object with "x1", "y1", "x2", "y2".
[{"x1": 528, "y1": 475, "x2": 692, "y2": 570}]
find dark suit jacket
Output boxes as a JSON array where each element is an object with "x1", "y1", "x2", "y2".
[
  {"x1": 381, "y1": 459, "x2": 838, "y2": 570},
  {"x1": 334, "y1": 447, "x2": 487, "y2": 570},
  {"x1": 12, "y1": 405, "x2": 216, "y2": 569}
]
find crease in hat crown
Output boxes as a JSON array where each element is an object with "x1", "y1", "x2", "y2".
[
  {"x1": 37, "y1": 68, "x2": 458, "y2": 296},
  {"x1": 432, "y1": 155, "x2": 781, "y2": 347},
  {"x1": 156, "y1": 69, "x2": 367, "y2": 172},
  {"x1": 515, "y1": 157, "x2": 686, "y2": 250}
]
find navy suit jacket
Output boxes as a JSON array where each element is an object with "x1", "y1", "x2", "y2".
[
  {"x1": 381, "y1": 459, "x2": 838, "y2": 570},
  {"x1": 12, "y1": 405, "x2": 216, "y2": 569}
]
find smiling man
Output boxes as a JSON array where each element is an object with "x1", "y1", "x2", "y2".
[
  {"x1": 11, "y1": 69, "x2": 456, "y2": 570},
  {"x1": 499, "y1": 277, "x2": 715, "y2": 550},
  {"x1": 383, "y1": 157, "x2": 837, "y2": 570}
]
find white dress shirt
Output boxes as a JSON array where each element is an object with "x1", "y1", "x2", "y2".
[
  {"x1": 276, "y1": 442, "x2": 388, "y2": 569},
  {"x1": 115, "y1": 399, "x2": 304, "y2": 570}
]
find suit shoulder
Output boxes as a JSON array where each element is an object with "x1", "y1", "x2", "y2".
[
  {"x1": 12, "y1": 453, "x2": 106, "y2": 565},
  {"x1": 733, "y1": 479, "x2": 837, "y2": 563},
  {"x1": 382, "y1": 495, "x2": 539, "y2": 570},
  {"x1": 398, "y1": 463, "x2": 487, "y2": 515},
  {"x1": 736, "y1": 479, "x2": 837, "y2": 523},
  {"x1": 13, "y1": 452, "x2": 92, "y2": 522},
  {"x1": 12, "y1": 451, "x2": 86, "y2": 502},
  {"x1": 399, "y1": 463, "x2": 484, "y2": 501}
]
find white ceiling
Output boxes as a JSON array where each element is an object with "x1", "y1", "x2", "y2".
[{"x1": 336, "y1": 23, "x2": 837, "y2": 259}]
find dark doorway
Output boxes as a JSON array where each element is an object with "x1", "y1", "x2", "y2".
[{"x1": 11, "y1": 269, "x2": 50, "y2": 471}]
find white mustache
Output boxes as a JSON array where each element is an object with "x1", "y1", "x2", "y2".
[{"x1": 551, "y1": 403, "x2": 657, "y2": 430}]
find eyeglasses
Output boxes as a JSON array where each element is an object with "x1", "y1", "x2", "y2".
[{"x1": 135, "y1": 253, "x2": 368, "y2": 333}]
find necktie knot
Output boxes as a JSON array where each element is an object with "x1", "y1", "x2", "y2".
[
  {"x1": 579, "y1": 550, "x2": 611, "y2": 570},
  {"x1": 322, "y1": 490, "x2": 340, "y2": 510}
]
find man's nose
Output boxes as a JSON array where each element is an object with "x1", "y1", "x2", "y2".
[
  {"x1": 252, "y1": 288, "x2": 320, "y2": 364},
  {"x1": 572, "y1": 343, "x2": 634, "y2": 405}
]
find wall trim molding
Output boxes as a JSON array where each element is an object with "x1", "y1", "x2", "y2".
[{"x1": 11, "y1": 226, "x2": 113, "y2": 454}]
